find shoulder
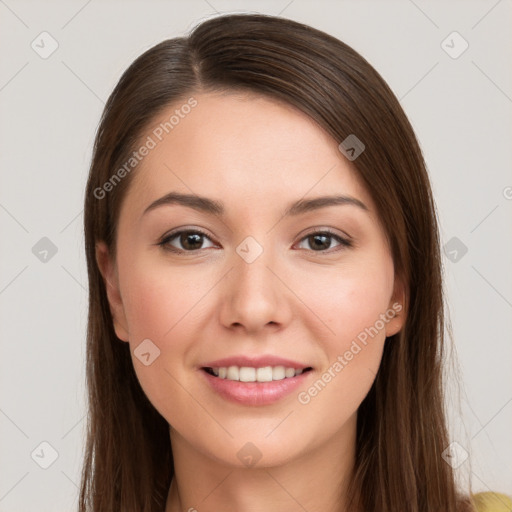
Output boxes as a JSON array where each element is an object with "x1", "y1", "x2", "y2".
[{"x1": 471, "y1": 492, "x2": 512, "y2": 512}]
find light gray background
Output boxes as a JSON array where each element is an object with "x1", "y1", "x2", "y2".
[{"x1": 1, "y1": 1, "x2": 511, "y2": 510}]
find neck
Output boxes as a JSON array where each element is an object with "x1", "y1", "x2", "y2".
[{"x1": 165, "y1": 413, "x2": 361, "y2": 512}]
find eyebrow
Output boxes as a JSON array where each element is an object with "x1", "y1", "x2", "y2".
[{"x1": 141, "y1": 191, "x2": 369, "y2": 219}]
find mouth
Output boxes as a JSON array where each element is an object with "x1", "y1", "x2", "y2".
[
  {"x1": 200, "y1": 364, "x2": 314, "y2": 406},
  {"x1": 201, "y1": 365, "x2": 314, "y2": 382}
]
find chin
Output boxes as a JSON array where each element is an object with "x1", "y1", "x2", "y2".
[{"x1": 190, "y1": 425, "x2": 314, "y2": 470}]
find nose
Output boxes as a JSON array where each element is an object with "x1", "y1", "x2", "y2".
[{"x1": 219, "y1": 243, "x2": 293, "y2": 334}]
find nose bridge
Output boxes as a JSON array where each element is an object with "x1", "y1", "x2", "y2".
[
  {"x1": 220, "y1": 234, "x2": 287, "y2": 331},
  {"x1": 235, "y1": 234, "x2": 267, "y2": 267},
  {"x1": 233, "y1": 234, "x2": 276, "y2": 300}
]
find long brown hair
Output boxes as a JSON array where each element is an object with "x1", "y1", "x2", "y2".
[{"x1": 81, "y1": 13, "x2": 475, "y2": 511}]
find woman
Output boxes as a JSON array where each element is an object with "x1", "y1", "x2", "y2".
[{"x1": 80, "y1": 13, "x2": 511, "y2": 512}]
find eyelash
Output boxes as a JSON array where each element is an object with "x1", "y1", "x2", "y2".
[{"x1": 157, "y1": 228, "x2": 353, "y2": 254}]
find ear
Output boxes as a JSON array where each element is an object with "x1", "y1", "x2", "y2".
[
  {"x1": 95, "y1": 241, "x2": 130, "y2": 342},
  {"x1": 385, "y1": 274, "x2": 407, "y2": 338}
]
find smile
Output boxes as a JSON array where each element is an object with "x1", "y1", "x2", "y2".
[
  {"x1": 203, "y1": 365, "x2": 312, "y2": 382},
  {"x1": 200, "y1": 366, "x2": 314, "y2": 406}
]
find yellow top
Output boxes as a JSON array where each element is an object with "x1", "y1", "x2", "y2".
[{"x1": 472, "y1": 492, "x2": 512, "y2": 512}]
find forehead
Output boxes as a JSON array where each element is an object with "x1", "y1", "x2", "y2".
[{"x1": 121, "y1": 91, "x2": 373, "y2": 219}]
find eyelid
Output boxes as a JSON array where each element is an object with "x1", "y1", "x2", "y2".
[
  {"x1": 161, "y1": 226, "x2": 213, "y2": 240},
  {"x1": 297, "y1": 226, "x2": 353, "y2": 243}
]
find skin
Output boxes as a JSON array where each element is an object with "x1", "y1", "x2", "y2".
[{"x1": 96, "y1": 91, "x2": 405, "y2": 512}]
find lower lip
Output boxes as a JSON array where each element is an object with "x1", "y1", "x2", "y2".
[{"x1": 201, "y1": 369, "x2": 312, "y2": 406}]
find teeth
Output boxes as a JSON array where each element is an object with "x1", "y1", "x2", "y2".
[
  {"x1": 227, "y1": 366, "x2": 239, "y2": 381},
  {"x1": 256, "y1": 366, "x2": 273, "y2": 382},
  {"x1": 239, "y1": 367, "x2": 256, "y2": 382},
  {"x1": 209, "y1": 365, "x2": 307, "y2": 382},
  {"x1": 284, "y1": 367, "x2": 295, "y2": 378},
  {"x1": 273, "y1": 366, "x2": 285, "y2": 380}
]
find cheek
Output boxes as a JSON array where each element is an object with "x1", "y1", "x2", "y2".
[
  {"x1": 294, "y1": 257, "x2": 393, "y2": 413},
  {"x1": 290, "y1": 275, "x2": 390, "y2": 444},
  {"x1": 120, "y1": 256, "x2": 210, "y2": 343},
  {"x1": 118, "y1": 255, "x2": 219, "y2": 407},
  {"x1": 291, "y1": 255, "x2": 394, "y2": 403},
  {"x1": 299, "y1": 256, "x2": 394, "y2": 347},
  {"x1": 118, "y1": 258, "x2": 212, "y2": 424}
]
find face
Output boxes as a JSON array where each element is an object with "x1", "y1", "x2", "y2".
[{"x1": 96, "y1": 91, "x2": 405, "y2": 468}]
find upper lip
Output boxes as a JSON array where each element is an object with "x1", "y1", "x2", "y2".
[{"x1": 200, "y1": 355, "x2": 312, "y2": 370}]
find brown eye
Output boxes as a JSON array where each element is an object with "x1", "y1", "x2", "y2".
[
  {"x1": 159, "y1": 229, "x2": 215, "y2": 252},
  {"x1": 296, "y1": 230, "x2": 352, "y2": 252}
]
